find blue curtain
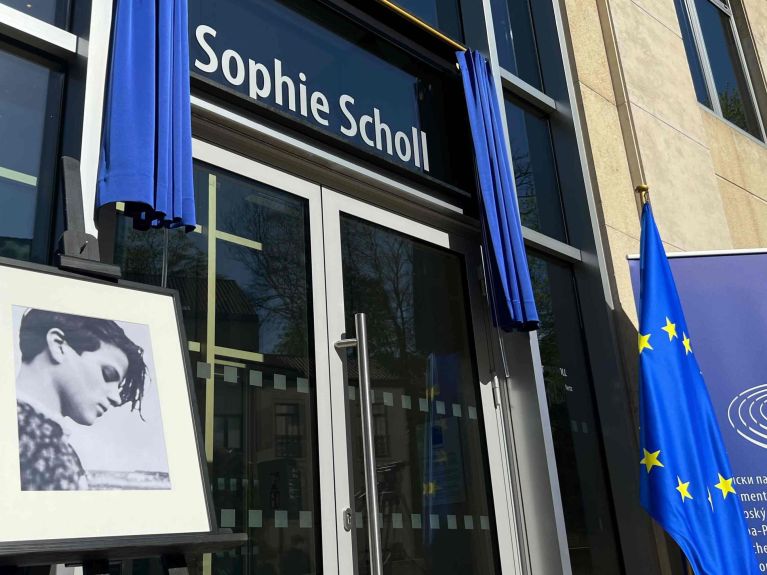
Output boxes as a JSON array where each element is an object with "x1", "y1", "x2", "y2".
[
  {"x1": 97, "y1": 0, "x2": 196, "y2": 231},
  {"x1": 457, "y1": 50, "x2": 538, "y2": 331}
]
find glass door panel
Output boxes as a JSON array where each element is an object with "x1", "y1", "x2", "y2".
[
  {"x1": 323, "y1": 191, "x2": 512, "y2": 575},
  {"x1": 112, "y1": 144, "x2": 332, "y2": 575}
]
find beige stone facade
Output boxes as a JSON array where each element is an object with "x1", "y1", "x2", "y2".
[{"x1": 561, "y1": 0, "x2": 767, "y2": 412}]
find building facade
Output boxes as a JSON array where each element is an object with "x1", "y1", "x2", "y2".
[{"x1": 0, "y1": 0, "x2": 763, "y2": 573}]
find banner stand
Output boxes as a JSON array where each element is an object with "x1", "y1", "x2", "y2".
[{"x1": 0, "y1": 157, "x2": 247, "y2": 574}]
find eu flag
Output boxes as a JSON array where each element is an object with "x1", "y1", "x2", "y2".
[{"x1": 639, "y1": 203, "x2": 758, "y2": 573}]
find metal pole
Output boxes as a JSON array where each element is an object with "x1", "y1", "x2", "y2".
[
  {"x1": 355, "y1": 313, "x2": 383, "y2": 575},
  {"x1": 334, "y1": 313, "x2": 383, "y2": 575}
]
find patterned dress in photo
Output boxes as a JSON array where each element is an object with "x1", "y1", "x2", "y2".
[{"x1": 17, "y1": 400, "x2": 88, "y2": 490}]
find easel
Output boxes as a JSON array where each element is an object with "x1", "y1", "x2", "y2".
[{"x1": 0, "y1": 158, "x2": 247, "y2": 575}]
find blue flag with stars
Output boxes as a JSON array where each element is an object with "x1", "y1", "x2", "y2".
[{"x1": 639, "y1": 203, "x2": 758, "y2": 573}]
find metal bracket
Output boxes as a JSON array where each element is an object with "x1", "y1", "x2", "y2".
[
  {"x1": 57, "y1": 156, "x2": 121, "y2": 280},
  {"x1": 342, "y1": 508, "x2": 353, "y2": 532}
]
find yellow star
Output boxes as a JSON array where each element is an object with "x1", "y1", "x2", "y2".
[
  {"x1": 675, "y1": 476, "x2": 693, "y2": 502},
  {"x1": 639, "y1": 449, "x2": 664, "y2": 473},
  {"x1": 426, "y1": 385, "x2": 440, "y2": 400},
  {"x1": 715, "y1": 474, "x2": 736, "y2": 499},
  {"x1": 682, "y1": 333, "x2": 692, "y2": 355},
  {"x1": 661, "y1": 317, "x2": 678, "y2": 341},
  {"x1": 638, "y1": 333, "x2": 653, "y2": 354},
  {"x1": 423, "y1": 481, "x2": 438, "y2": 496}
]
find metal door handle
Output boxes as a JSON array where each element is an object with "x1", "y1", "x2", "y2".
[{"x1": 335, "y1": 313, "x2": 383, "y2": 575}]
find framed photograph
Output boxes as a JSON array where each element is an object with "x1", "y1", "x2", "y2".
[{"x1": 0, "y1": 258, "x2": 213, "y2": 542}]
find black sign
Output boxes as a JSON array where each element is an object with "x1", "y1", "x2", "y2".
[{"x1": 188, "y1": 0, "x2": 474, "y2": 193}]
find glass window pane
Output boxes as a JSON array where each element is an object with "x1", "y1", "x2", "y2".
[
  {"x1": 505, "y1": 99, "x2": 567, "y2": 242},
  {"x1": 674, "y1": 0, "x2": 712, "y2": 107},
  {"x1": 341, "y1": 216, "x2": 501, "y2": 575},
  {"x1": 529, "y1": 253, "x2": 623, "y2": 574},
  {"x1": 391, "y1": 0, "x2": 464, "y2": 42},
  {"x1": 0, "y1": 0, "x2": 69, "y2": 28},
  {"x1": 694, "y1": 0, "x2": 762, "y2": 137},
  {"x1": 0, "y1": 45, "x2": 62, "y2": 262},
  {"x1": 113, "y1": 163, "x2": 323, "y2": 575},
  {"x1": 491, "y1": 0, "x2": 543, "y2": 89}
]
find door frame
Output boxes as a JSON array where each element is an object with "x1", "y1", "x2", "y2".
[
  {"x1": 192, "y1": 139, "x2": 342, "y2": 575},
  {"x1": 321, "y1": 188, "x2": 522, "y2": 574}
]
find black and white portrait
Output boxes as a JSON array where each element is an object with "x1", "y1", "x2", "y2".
[{"x1": 12, "y1": 306, "x2": 170, "y2": 491}]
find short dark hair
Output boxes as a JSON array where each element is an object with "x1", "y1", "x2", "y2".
[{"x1": 19, "y1": 309, "x2": 147, "y2": 413}]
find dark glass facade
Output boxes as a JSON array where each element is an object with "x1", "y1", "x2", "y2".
[
  {"x1": 0, "y1": 0, "x2": 69, "y2": 28},
  {"x1": 504, "y1": 98, "x2": 566, "y2": 241},
  {"x1": 0, "y1": 43, "x2": 62, "y2": 263},
  {"x1": 393, "y1": 0, "x2": 464, "y2": 41},
  {"x1": 528, "y1": 253, "x2": 622, "y2": 574},
  {"x1": 0, "y1": 1, "x2": 644, "y2": 575},
  {"x1": 491, "y1": 0, "x2": 543, "y2": 89}
]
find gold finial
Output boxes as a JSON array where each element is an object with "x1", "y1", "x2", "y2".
[{"x1": 635, "y1": 184, "x2": 650, "y2": 205}]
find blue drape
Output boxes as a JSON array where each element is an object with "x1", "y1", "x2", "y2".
[
  {"x1": 97, "y1": 0, "x2": 196, "y2": 231},
  {"x1": 457, "y1": 50, "x2": 538, "y2": 331}
]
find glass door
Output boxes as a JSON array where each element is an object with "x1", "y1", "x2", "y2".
[
  {"x1": 322, "y1": 190, "x2": 519, "y2": 575},
  {"x1": 112, "y1": 144, "x2": 519, "y2": 575},
  {"x1": 112, "y1": 141, "x2": 340, "y2": 575}
]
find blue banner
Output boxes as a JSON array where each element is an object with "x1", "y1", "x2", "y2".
[{"x1": 630, "y1": 251, "x2": 767, "y2": 570}]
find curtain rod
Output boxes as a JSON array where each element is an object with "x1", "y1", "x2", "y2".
[{"x1": 376, "y1": 0, "x2": 467, "y2": 52}]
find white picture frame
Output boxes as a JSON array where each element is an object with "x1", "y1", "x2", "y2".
[{"x1": 0, "y1": 258, "x2": 214, "y2": 543}]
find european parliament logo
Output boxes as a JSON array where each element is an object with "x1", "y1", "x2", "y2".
[{"x1": 729, "y1": 384, "x2": 767, "y2": 450}]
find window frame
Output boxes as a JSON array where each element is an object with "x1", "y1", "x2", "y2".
[
  {"x1": 0, "y1": 5, "x2": 75, "y2": 264},
  {"x1": 681, "y1": 0, "x2": 766, "y2": 140}
]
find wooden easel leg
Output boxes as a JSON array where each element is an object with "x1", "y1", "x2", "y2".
[{"x1": 161, "y1": 555, "x2": 187, "y2": 575}]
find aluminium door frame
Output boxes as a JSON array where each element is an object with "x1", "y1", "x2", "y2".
[{"x1": 191, "y1": 138, "x2": 341, "y2": 575}]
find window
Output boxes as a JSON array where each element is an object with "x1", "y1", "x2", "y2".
[
  {"x1": 389, "y1": 0, "x2": 464, "y2": 41},
  {"x1": 505, "y1": 98, "x2": 566, "y2": 241},
  {"x1": 674, "y1": 0, "x2": 764, "y2": 138},
  {"x1": 0, "y1": 0, "x2": 93, "y2": 265},
  {"x1": 0, "y1": 0, "x2": 70, "y2": 28},
  {"x1": 0, "y1": 44, "x2": 63, "y2": 263},
  {"x1": 528, "y1": 253, "x2": 622, "y2": 574},
  {"x1": 491, "y1": 0, "x2": 543, "y2": 89}
]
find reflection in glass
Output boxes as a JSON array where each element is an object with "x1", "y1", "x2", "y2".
[
  {"x1": 505, "y1": 99, "x2": 567, "y2": 242},
  {"x1": 341, "y1": 216, "x2": 500, "y2": 575},
  {"x1": 114, "y1": 163, "x2": 321, "y2": 575},
  {"x1": 391, "y1": 0, "x2": 464, "y2": 41},
  {"x1": 0, "y1": 45, "x2": 61, "y2": 262},
  {"x1": 674, "y1": 0, "x2": 711, "y2": 107},
  {"x1": 491, "y1": 0, "x2": 543, "y2": 88},
  {"x1": 0, "y1": 0, "x2": 69, "y2": 27},
  {"x1": 693, "y1": 0, "x2": 761, "y2": 137},
  {"x1": 528, "y1": 253, "x2": 622, "y2": 575}
]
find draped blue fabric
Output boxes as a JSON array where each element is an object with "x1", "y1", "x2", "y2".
[
  {"x1": 97, "y1": 0, "x2": 196, "y2": 231},
  {"x1": 457, "y1": 50, "x2": 538, "y2": 331}
]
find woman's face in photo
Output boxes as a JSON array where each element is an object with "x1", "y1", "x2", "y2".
[{"x1": 55, "y1": 341, "x2": 129, "y2": 425}]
